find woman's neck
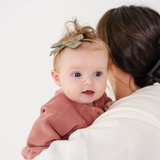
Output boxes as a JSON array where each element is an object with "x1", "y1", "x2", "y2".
[{"x1": 108, "y1": 64, "x2": 141, "y2": 100}]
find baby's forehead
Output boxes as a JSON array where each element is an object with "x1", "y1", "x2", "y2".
[
  {"x1": 58, "y1": 41, "x2": 108, "y2": 68},
  {"x1": 60, "y1": 43, "x2": 108, "y2": 59},
  {"x1": 60, "y1": 41, "x2": 107, "y2": 56},
  {"x1": 60, "y1": 43, "x2": 108, "y2": 63}
]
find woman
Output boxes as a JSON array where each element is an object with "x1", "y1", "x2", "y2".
[
  {"x1": 97, "y1": 5, "x2": 160, "y2": 100},
  {"x1": 32, "y1": 5, "x2": 160, "y2": 160}
]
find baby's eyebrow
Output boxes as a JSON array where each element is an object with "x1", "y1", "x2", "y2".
[
  {"x1": 68, "y1": 66, "x2": 82, "y2": 71},
  {"x1": 68, "y1": 66, "x2": 107, "y2": 71},
  {"x1": 95, "y1": 67, "x2": 107, "y2": 70}
]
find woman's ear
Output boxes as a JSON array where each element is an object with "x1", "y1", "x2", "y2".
[{"x1": 51, "y1": 69, "x2": 61, "y2": 87}]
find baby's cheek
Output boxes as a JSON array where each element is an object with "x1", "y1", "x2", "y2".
[{"x1": 99, "y1": 81, "x2": 106, "y2": 91}]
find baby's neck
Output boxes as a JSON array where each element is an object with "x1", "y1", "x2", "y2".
[{"x1": 86, "y1": 102, "x2": 94, "y2": 106}]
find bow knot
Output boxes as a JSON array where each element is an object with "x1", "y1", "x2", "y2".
[{"x1": 50, "y1": 34, "x2": 84, "y2": 56}]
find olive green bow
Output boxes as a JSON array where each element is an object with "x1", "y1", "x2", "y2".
[{"x1": 50, "y1": 34, "x2": 84, "y2": 56}]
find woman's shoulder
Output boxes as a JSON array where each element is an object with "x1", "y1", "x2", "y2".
[{"x1": 96, "y1": 83, "x2": 160, "y2": 130}]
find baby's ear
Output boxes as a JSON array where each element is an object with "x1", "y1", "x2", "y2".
[{"x1": 51, "y1": 69, "x2": 61, "y2": 87}]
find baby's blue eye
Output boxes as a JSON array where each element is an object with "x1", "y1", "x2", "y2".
[
  {"x1": 94, "y1": 72, "x2": 101, "y2": 77},
  {"x1": 73, "y1": 73, "x2": 81, "y2": 77}
]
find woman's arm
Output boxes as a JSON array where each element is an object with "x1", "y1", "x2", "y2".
[
  {"x1": 32, "y1": 110, "x2": 160, "y2": 160},
  {"x1": 32, "y1": 85, "x2": 160, "y2": 160}
]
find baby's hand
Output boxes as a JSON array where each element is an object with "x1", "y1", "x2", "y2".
[{"x1": 104, "y1": 101, "x2": 114, "y2": 111}]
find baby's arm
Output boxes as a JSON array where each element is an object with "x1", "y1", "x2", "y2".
[
  {"x1": 22, "y1": 95, "x2": 88, "y2": 159},
  {"x1": 21, "y1": 109, "x2": 61, "y2": 159}
]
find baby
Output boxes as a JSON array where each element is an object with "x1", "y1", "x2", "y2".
[{"x1": 22, "y1": 19, "x2": 112, "y2": 159}]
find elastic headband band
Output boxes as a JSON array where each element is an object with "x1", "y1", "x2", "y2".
[
  {"x1": 50, "y1": 34, "x2": 108, "y2": 56},
  {"x1": 82, "y1": 39, "x2": 108, "y2": 53}
]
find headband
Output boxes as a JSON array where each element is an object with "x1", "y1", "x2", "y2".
[{"x1": 50, "y1": 34, "x2": 108, "y2": 56}]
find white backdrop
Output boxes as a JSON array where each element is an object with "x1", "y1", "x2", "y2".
[{"x1": 0, "y1": 0, "x2": 159, "y2": 159}]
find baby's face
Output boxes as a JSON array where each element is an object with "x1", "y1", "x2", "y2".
[{"x1": 57, "y1": 42, "x2": 108, "y2": 106}]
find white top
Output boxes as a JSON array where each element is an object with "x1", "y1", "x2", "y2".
[{"x1": 32, "y1": 83, "x2": 160, "y2": 160}]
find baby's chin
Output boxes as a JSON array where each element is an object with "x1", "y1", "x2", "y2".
[{"x1": 68, "y1": 95, "x2": 99, "y2": 106}]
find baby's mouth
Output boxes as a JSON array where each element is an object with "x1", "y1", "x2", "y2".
[{"x1": 82, "y1": 90, "x2": 95, "y2": 95}]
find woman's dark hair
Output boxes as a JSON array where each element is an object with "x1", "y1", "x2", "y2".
[{"x1": 96, "y1": 5, "x2": 160, "y2": 87}]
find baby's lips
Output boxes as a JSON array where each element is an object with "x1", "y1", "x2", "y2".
[{"x1": 82, "y1": 90, "x2": 95, "y2": 94}]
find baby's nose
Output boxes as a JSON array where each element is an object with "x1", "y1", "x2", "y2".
[{"x1": 83, "y1": 76, "x2": 94, "y2": 85}]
